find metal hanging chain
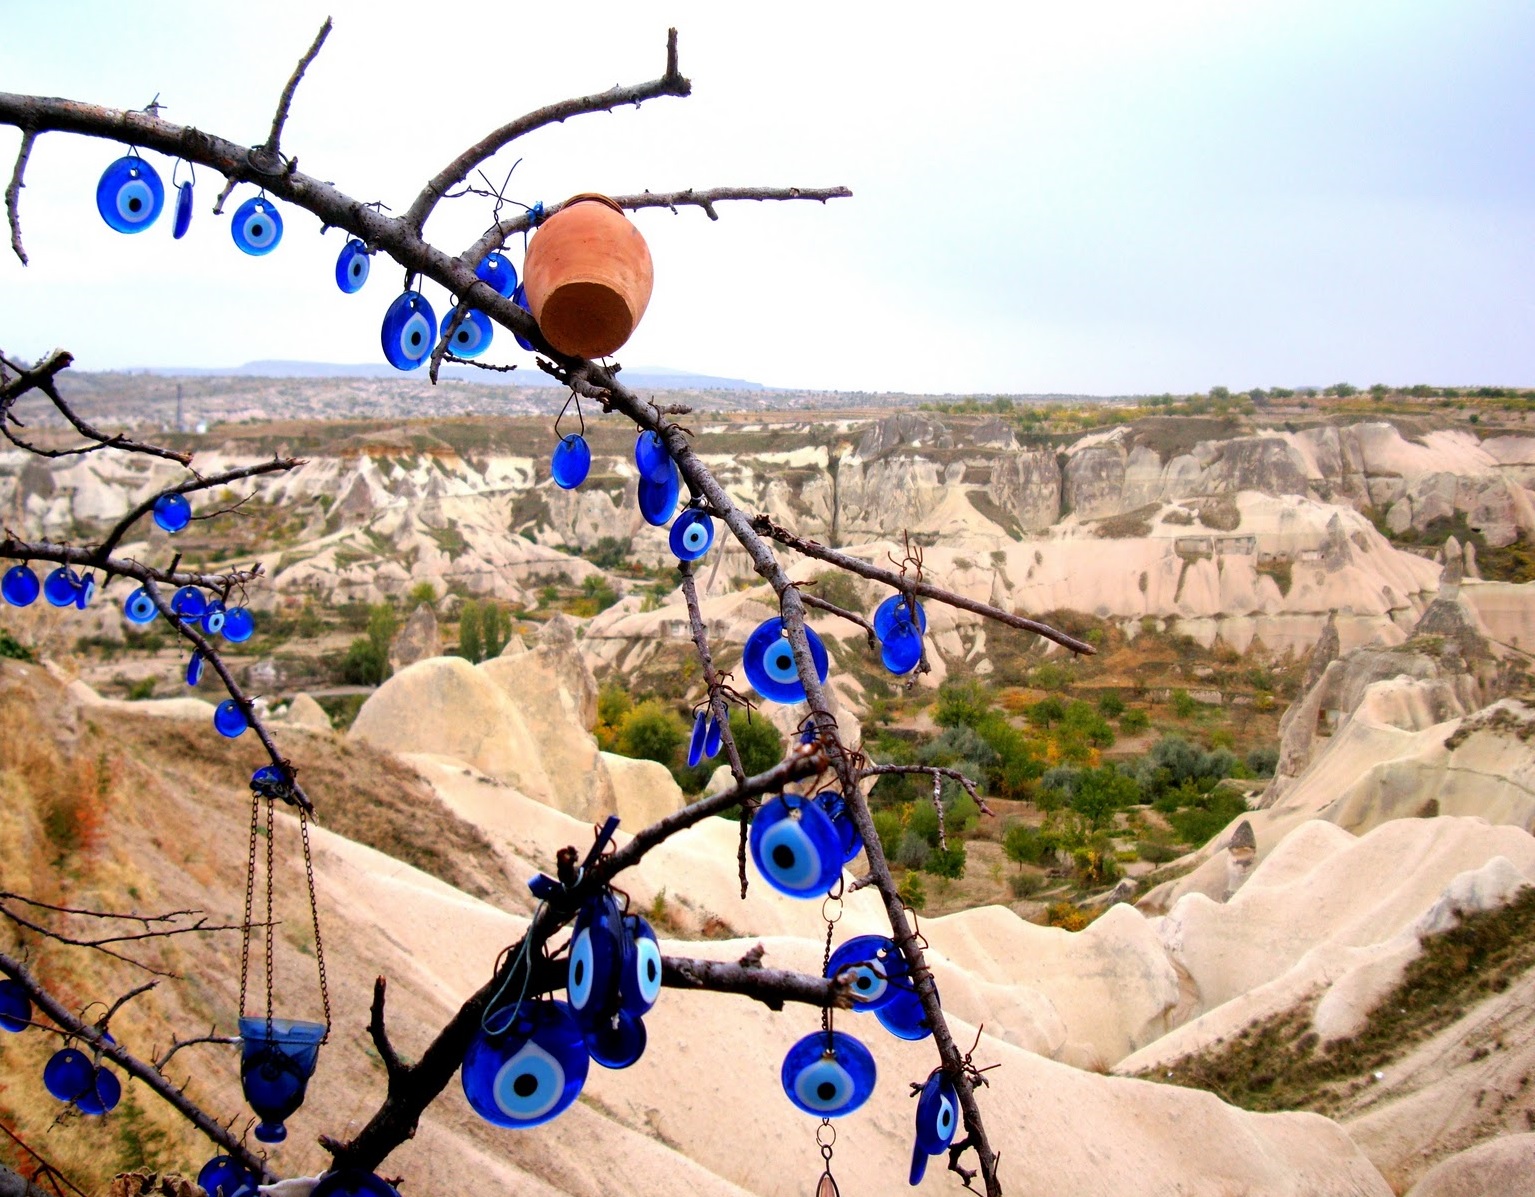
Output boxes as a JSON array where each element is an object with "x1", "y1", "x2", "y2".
[
  {"x1": 298, "y1": 806, "x2": 332, "y2": 1038},
  {"x1": 820, "y1": 890, "x2": 842, "y2": 1036},
  {"x1": 815, "y1": 1119, "x2": 841, "y2": 1197},
  {"x1": 238, "y1": 784, "x2": 261, "y2": 1017},
  {"x1": 264, "y1": 794, "x2": 275, "y2": 1042}
]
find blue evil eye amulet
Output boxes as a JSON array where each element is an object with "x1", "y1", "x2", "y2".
[
  {"x1": 475, "y1": 251, "x2": 517, "y2": 298},
  {"x1": 214, "y1": 699, "x2": 248, "y2": 738},
  {"x1": 231, "y1": 196, "x2": 283, "y2": 256},
  {"x1": 96, "y1": 155, "x2": 164, "y2": 233},
  {"x1": 381, "y1": 291, "x2": 437, "y2": 371},
  {"x1": 462, "y1": 999, "x2": 589, "y2": 1129},
  {"x1": 197, "y1": 1157, "x2": 260, "y2": 1197},
  {"x1": 749, "y1": 793, "x2": 844, "y2": 899},
  {"x1": 153, "y1": 492, "x2": 191, "y2": 532},
  {"x1": 123, "y1": 587, "x2": 158, "y2": 625},
  {"x1": 780, "y1": 1030, "x2": 876, "y2": 1118},
  {"x1": 2, "y1": 564, "x2": 40, "y2": 607},
  {"x1": 825, "y1": 934, "x2": 906, "y2": 1011},
  {"x1": 873, "y1": 593, "x2": 927, "y2": 639},
  {"x1": 670, "y1": 508, "x2": 714, "y2": 562},
  {"x1": 0, "y1": 978, "x2": 31, "y2": 1032},
  {"x1": 909, "y1": 1068, "x2": 960, "y2": 1185},
  {"x1": 512, "y1": 283, "x2": 536, "y2": 351},
  {"x1": 223, "y1": 606, "x2": 256, "y2": 643},
  {"x1": 551, "y1": 434, "x2": 591, "y2": 489},
  {"x1": 637, "y1": 458, "x2": 680, "y2": 526},
  {"x1": 335, "y1": 239, "x2": 371, "y2": 293},
  {"x1": 173, "y1": 181, "x2": 194, "y2": 239},
  {"x1": 311, "y1": 1172, "x2": 400, "y2": 1197},
  {"x1": 742, "y1": 616, "x2": 829, "y2": 704},
  {"x1": 441, "y1": 306, "x2": 493, "y2": 358},
  {"x1": 634, "y1": 431, "x2": 672, "y2": 483}
]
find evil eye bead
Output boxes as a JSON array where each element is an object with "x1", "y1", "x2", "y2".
[
  {"x1": 223, "y1": 606, "x2": 256, "y2": 643},
  {"x1": 441, "y1": 306, "x2": 493, "y2": 358},
  {"x1": 550, "y1": 434, "x2": 591, "y2": 489},
  {"x1": 780, "y1": 1031, "x2": 876, "y2": 1119},
  {"x1": 335, "y1": 239, "x2": 371, "y2": 294},
  {"x1": 381, "y1": 291, "x2": 437, "y2": 371},
  {"x1": 881, "y1": 618, "x2": 923, "y2": 676},
  {"x1": 815, "y1": 792, "x2": 863, "y2": 865},
  {"x1": 618, "y1": 914, "x2": 662, "y2": 1017},
  {"x1": 0, "y1": 978, "x2": 31, "y2": 1032},
  {"x1": 637, "y1": 458, "x2": 680, "y2": 526},
  {"x1": 873, "y1": 594, "x2": 928, "y2": 640},
  {"x1": 461, "y1": 1000, "x2": 589, "y2": 1129},
  {"x1": 634, "y1": 430, "x2": 672, "y2": 483},
  {"x1": 173, "y1": 180, "x2": 194, "y2": 239},
  {"x1": 43, "y1": 567, "x2": 81, "y2": 608},
  {"x1": 825, "y1": 935, "x2": 905, "y2": 1011},
  {"x1": 670, "y1": 509, "x2": 714, "y2": 562},
  {"x1": 475, "y1": 251, "x2": 517, "y2": 298},
  {"x1": 742, "y1": 617, "x2": 830, "y2": 705},
  {"x1": 584, "y1": 1007, "x2": 647, "y2": 1070},
  {"x1": 3, "y1": 564, "x2": 40, "y2": 607},
  {"x1": 123, "y1": 588, "x2": 158, "y2": 625},
  {"x1": 687, "y1": 709, "x2": 708, "y2": 768},
  {"x1": 251, "y1": 764, "x2": 291, "y2": 799},
  {"x1": 74, "y1": 1066, "x2": 121, "y2": 1115},
  {"x1": 310, "y1": 1171, "x2": 401, "y2": 1197},
  {"x1": 197, "y1": 1156, "x2": 261, "y2": 1197},
  {"x1": 74, "y1": 572, "x2": 96, "y2": 610},
  {"x1": 231, "y1": 196, "x2": 283, "y2": 256},
  {"x1": 702, "y1": 714, "x2": 723, "y2": 760},
  {"x1": 566, "y1": 894, "x2": 624, "y2": 1025},
  {"x1": 43, "y1": 1048, "x2": 95, "y2": 1101},
  {"x1": 186, "y1": 650, "x2": 205, "y2": 687},
  {"x1": 214, "y1": 699, "x2": 249, "y2": 739},
  {"x1": 153, "y1": 492, "x2": 192, "y2": 533},
  {"x1": 96, "y1": 156, "x2": 165, "y2": 234},
  {"x1": 910, "y1": 1069, "x2": 960, "y2": 1185},
  {"x1": 170, "y1": 586, "x2": 207, "y2": 621},
  {"x1": 749, "y1": 794, "x2": 844, "y2": 899},
  {"x1": 876, "y1": 981, "x2": 937, "y2": 1042},
  {"x1": 511, "y1": 283, "x2": 536, "y2": 351},
  {"x1": 202, "y1": 600, "x2": 227, "y2": 637}
]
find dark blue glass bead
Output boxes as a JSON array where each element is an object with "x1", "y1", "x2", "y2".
[
  {"x1": 637, "y1": 459, "x2": 680, "y2": 526},
  {"x1": 824, "y1": 934, "x2": 905, "y2": 1011},
  {"x1": 2, "y1": 564, "x2": 39, "y2": 607},
  {"x1": 153, "y1": 492, "x2": 192, "y2": 533},
  {"x1": 173, "y1": 180, "x2": 194, "y2": 239},
  {"x1": 461, "y1": 1000, "x2": 588, "y2": 1129},
  {"x1": 702, "y1": 713, "x2": 723, "y2": 760},
  {"x1": 0, "y1": 979, "x2": 31, "y2": 1032},
  {"x1": 742, "y1": 617, "x2": 829, "y2": 705},
  {"x1": 617, "y1": 914, "x2": 661, "y2": 1017},
  {"x1": 251, "y1": 764, "x2": 291, "y2": 799},
  {"x1": 186, "y1": 651, "x2": 205, "y2": 687},
  {"x1": 214, "y1": 699, "x2": 248, "y2": 739},
  {"x1": 170, "y1": 586, "x2": 207, "y2": 621},
  {"x1": 240, "y1": 1016, "x2": 325, "y2": 1144},
  {"x1": 197, "y1": 1156, "x2": 260, "y2": 1197},
  {"x1": 43, "y1": 1048, "x2": 94, "y2": 1101},
  {"x1": 669, "y1": 509, "x2": 714, "y2": 562},
  {"x1": 634, "y1": 431, "x2": 672, "y2": 483},
  {"x1": 566, "y1": 893, "x2": 624, "y2": 1028},
  {"x1": 123, "y1": 587, "x2": 158, "y2": 625},
  {"x1": 380, "y1": 290, "x2": 437, "y2": 371},
  {"x1": 311, "y1": 1171, "x2": 400, "y2": 1197},
  {"x1": 335, "y1": 239, "x2": 370, "y2": 294},
  {"x1": 475, "y1": 251, "x2": 517, "y2": 298},
  {"x1": 875, "y1": 981, "x2": 936, "y2": 1041},
  {"x1": 511, "y1": 283, "x2": 536, "y2": 351},
  {"x1": 687, "y1": 709, "x2": 708, "y2": 768},
  {"x1": 584, "y1": 1008, "x2": 646, "y2": 1070},
  {"x1": 43, "y1": 567, "x2": 81, "y2": 608},
  {"x1": 881, "y1": 619, "x2": 923, "y2": 676},
  {"x1": 780, "y1": 1030, "x2": 876, "y2": 1118},
  {"x1": 202, "y1": 601, "x2": 227, "y2": 637},
  {"x1": 441, "y1": 305, "x2": 493, "y2": 358},
  {"x1": 73, "y1": 572, "x2": 96, "y2": 610},
  {"x1": 749, "y1": 794, "x2": 844, "y2": 899},
  {"x1": 74, "y1": 1066, "x2": 121, "y2": 1115},
  {"x1": 873, "y1": 594, "x2": 927, "y2": 640},
  {"x1": 231, "y1": 196, "x2": 283, "y2": 256},
  {"x1": 814, "y1": 792, "x2": 863, "y2": 864},
  {"x1": 96, "y1": 156, "x2": 164, "y2": 234},
  {"x1": 551, "y1": 434, "x2": 591, "y2": 490},
  {"x1": 223, "y1": 606, "x2": 256, "y2": 643},
  {"x1": 910, "y1": 1068, "x2": 960, "y2": 1185}
]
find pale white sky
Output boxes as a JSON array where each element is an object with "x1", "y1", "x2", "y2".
[{"x1": 1, "y1": 0, "x2": 1531, "y2": 394}]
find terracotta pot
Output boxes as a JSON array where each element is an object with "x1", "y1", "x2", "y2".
[{"x1": 522, "y1": 194, "x2": 653, "y2": 359}]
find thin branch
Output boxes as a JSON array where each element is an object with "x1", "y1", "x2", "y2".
[
  {"x1": 6, "y1": 128, "x2": 36, "y2": 265},
  {"x1": 659, "y1": 954, "x2": 849, "y2": 1012},
  {"x1": 0, "y1": 1125, "x2": 90, "y2": 1197},
  {"x1": 1, "y1": 358, "x2": 193, "y2": 465},
  {"x1": 861, "y1": 763, "x2": 995, "y2": 818},
  {"x1": 801, "y1": 590, "x2": 878, "y2": 650},
  {"x1": 260, "y1": 17, "x2": 332, "y2": 167},
  {"x1": 368, "y1": 976, "x2": 405, "y2": 1080},
  {"x1": 100, "y1": 980, "x2": 157, "y2": 1028},
  {"x1": 443, "y1": 353, "x2": 517, "y2": 373},
  {"x1": 0, "y1": 893, "x2": 204, "y2": 925},
  {"x1": 154, "y1": 1032, "x2": 240, "y2": 1071},
  {"x1": 97, "y1": 455, "x2": 301, "y2": 559}
]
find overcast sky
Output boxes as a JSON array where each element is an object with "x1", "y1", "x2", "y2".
[{"x1": 1, "y1": 0, "x2": 1531, "y2": 394}]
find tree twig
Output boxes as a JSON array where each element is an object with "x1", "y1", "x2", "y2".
[
  {"x1": 5, "y1": 128, "x2": 36, "y2": 265},
  {"x1": 260, "y1": 17, "x2": 332, "y2": 168}
]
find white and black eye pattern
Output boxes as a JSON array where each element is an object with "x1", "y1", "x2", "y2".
[
  {"x1": 567, "y1": 926, "x2": 597, "y2": 1013},
  {"x1": 461, "y1": 1001, "x2": 589, "y2": 1130},
  {"x1": 794, "y1": 1057, "x2": 857, "y2": 1114},
  {"x1": 335, "y1": 239, "x2": 371, "y2": 294},
  {"x1": 380, "y1": 291, "x2": 438, "y2": 371},
  {"x1": 750, "y1": 796, "x2": 842, "y2": 898},
  {"x1": 780, "y1": 1030, "x2": 876, "y2": 1119},
  {"x1": 762, "y1": 636, "x2": 798, "y2": 685},
  {"x1": 95, "y1": 156, "x2": 165, "y2": 234},
  {"x1": 619, "y1": 915, "x2": 662, "y2": 1016},
  {"x1": 231, "y1": 196, "x2": 283, "y2": 256},
  {"x1": 442, "y1": 307, "x2": 493, "y2": 358},
  {"x1": 491, "y1": 1040, "x2": 567, "y2": 1122},
  {"x1": 824, "y1": 934, "x2": 904, "y2": 1011},
  {"x1": 846, "y1": 962, "x2": 888, "y2": 1006}
]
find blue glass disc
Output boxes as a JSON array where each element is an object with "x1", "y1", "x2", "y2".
[
  {"x1": 74, "y1": 1067, "x2": 121, "y2": 1115},
  {"x1": 173, "y1": 181, "x2": 194, "y2": 239},
  {"x1": 311, "y1": 1171, "x2": 400, "y2": 1197},
  {"x1": 96, "y1": 156, "x2": 164, "y2": 234},
  {"x1": 43, "y1": 1048, "x2": 94, "y2": 1101},
  {"x1": 551, "y1": 434, "x2": 591, "y2": 490},
  {"x1": 202, "y1": 601, "x2": 227, "y2": 637},
  {"x1": 617, "y1": 914, "x2": 662, "y2": 1017},
  {"x1": 584, "y1": 1008, "x2": 647, "y2": 1070},
  {"x1": 566, "y1": 893, "x2": 624, "y2": 1028},
  {"x1": 461, "y1": 1000, "x2": 588, "y2": 1129},
  {"x1": 0, "y1": 979, "x2": 31, "y2": 1032},
  {"x1": 197, "y1": 1157, "x2": 260, "y2": 1197},
  {"x1": 687, "y1": 709, "x2": 708, "y2": 768},
  {"x1": 74, "y1": 572, "x2": 96, "y2": 610},
  {"x1": 637, "y1": 459, "x2": 681, "y2": 527},
  {"x1": 231, "y1": 196, "x2": 282, "y2": 256},
  {"x1": 780, "y1": 1030, "x2": 876, "y2": 1118},
  {"x1": 170, "y1": 586, "x2": 207, "y2": 621},
  {"x1": 475, "y1": 251, "x2": 517, "y2": 298},
  {"x1": 749, "y1": 794, "x2": 844, "y2": 899},
  {"x1": 441, "y1": 306, "x2": 493, "y2": 358},
  {"x1": 910, "y1": 1068, "x2": 960, "y2": 1185},
  {"x1": 186, "y1": 651, "x2": 205, "y2": 687},
  {"x1": 881, "y1": 619, "x2": 923, "y2": 676},
  {"x1": 43, "y1": 567, "x2": 80, "y2": 608},
  {"x1": 380, "y1": 290, "x2": 437, "y2": 371},
  {"x1": 742, "y1": 617, "x2": 829, "y2": 704},
  {"x1": 873, "y1": 594, "x2": 927, "y2": 639},
  {"x1": 2, "y1": 564, "x2": 40, "y2": 607},
  {"x1": 824, "y1": 934, "x2": 905, "y2": 1011},
  {"x1": 512, "y1": 283, "x2": 536, "y2": 351},
  {"x1": 335, "y1": 239, "x2": 371, "y2": 294},
  {"x1": 123, "y1": 587, "x2": 157, "y2": 625},
  {"x1": 214, "y1": 699, "x2": 248, "y2": 739},
  {"x1": 153, "y1": 492, "x2": 192, "y2": 532},
  {"x1": 634, "y1": 431, "x2": 672, "y2": 484},
  {"x1": 669, "y1": 509, "x2": 714, "y2": 562},
  {"x1": 814, "y1": 792, "x2": 863, "y2": 864},
  {"x1": 875, "y1": 981, "x2": 936, "y2": 1041},
  {"x1": 223, "y1": 606, "x2": 256, "y2": 643},
  {"x1": 702, "y1": 714, "x2": 723, "y2": 759}
]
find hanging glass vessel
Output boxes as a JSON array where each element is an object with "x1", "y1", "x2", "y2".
[{"x1": 239, "y1": 1016, "x2": 326, "y2": 1143}]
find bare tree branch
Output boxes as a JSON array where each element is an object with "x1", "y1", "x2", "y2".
[
  {"x1": 801, "y1": 590, "x2": 878, "y2": 650},
  {"x1": 5, "y1": 128, "x2": 36, "y2": 265},
  {"x1": 861, "y1": 763, "x2": 995, "y2": 818},
  {"x1": 153, "y1": 1031, "x2": 240, "y2": 1071},
  {"x1": 96, "y1": 455, "x2": 301, "y2": 559},
  {"x1": 259, "y1": 17, "x2": 332, "y2": 169}
]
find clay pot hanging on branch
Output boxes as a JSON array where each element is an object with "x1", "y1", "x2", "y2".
[{"x1": 522, "y1": 194, "x2": 653, "y2": 359}]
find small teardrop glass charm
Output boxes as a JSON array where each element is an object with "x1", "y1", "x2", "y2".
[{"x1": 816, "y1": 1172, "x2": 840, "y2": 1197}]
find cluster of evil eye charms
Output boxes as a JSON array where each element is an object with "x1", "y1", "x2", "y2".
[
  {"x1": 874, "y1": 593, "x2": 927, "y2": 677},
  {"x1": 636, "y1": 432, "x2": 681, "y2": 526},
  {"x1": 823, "y1": 935, "x2": 935, "y2": 1041},
  {"x1": 567, "y1": 893, "x2": 661, "y2": 1068},
  {"x1": 742, "y1": 617, "x2": 830, "y2": 705},
  {"x1": 3, "y1": 564, "x2": 94, "y2": 610},
  {"x1": 43, "y1": 1043, "x2": 121, "y2": 1116},
  {"x1": 749, "y1": 791, "x2": 861, "y2": 899},
  {"x1": 120, "y1": 584, "x2": 256, "y2": 737},
  {"x1": 686, "y1": 708, "x2": 724, "y2": 768},
  {"x1": 96, "y1": 154, "x2": 288, "y2": 254}
]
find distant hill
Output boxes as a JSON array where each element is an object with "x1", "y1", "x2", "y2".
[{"x1": 145, "y1": 361, "x2": 769, "y2": 391}]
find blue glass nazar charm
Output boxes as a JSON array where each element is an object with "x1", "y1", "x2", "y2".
[
  {"x1": 637, "y1": 458, "x2": 680, "y2": 526},
  {"x1": 2, "y1": 564, "x2": 40, "y2": 607},
  {"x1": 231, "y1": 195, "x2": 283, "y2": 256},
  {"x1": 702, "y1": 712, "x2": 723, "y2": 759},
  {"x1": 687, "y1": 709, "x2": 708, "y2": 768},
  {"x1": 874, "y1": 594, "x2": 927, "y2": 639},
  {"x1": 43, "y1": 567, "x2": 81, "y2": 608},
  {"x1": 197, "y1": 1156, "x2": 260, "y2": 1197},
  {"x1": 0, "y1": 978, "x2": 31, "y2": 1032},
  {"x1": 670, "y1": 509, "x2": 714, "y2": 562},
  {"x1": 461, "y1": 999, "x2": 589, "y2": 1129},
  {"x1": 222, "y1": 606, "x2": 256, "y2": 643},
  {"x1": 123, "y1": 587, "x2": 158, "y2": 625},
  {"x1": 310, "y1": 1172, "x2": 400, "y2": 1197},
  {"x1": 749, "y1": 794, "x2": 844, "y2": 899},
  {"x1": 153, "y1": 492, "x2": 191, "y2": 533},
  {"x1": 214, "y1": 699, "x2": 249, "y2": 739},
  {"x1": 634, "y1": 431, "x2": 672, "y2": 483},
  {"x1": 335, "y1": 239, "x2": 371, "y2": 293},
  {"x1": 825, "y1": 935, "x2": 905, "y2": 1011},
  {"x1": 170, "y1": 586, "x2": 206, "y2": 621},
  {"x1": 780, "y1": 1030, "x2": 876, "y2": 1118},
  {"x1": 475, "y1": 251, "x2": 517, "y2": 298},
  {"x1": 511, "y1": 283, "x2": 536, "y2": 352},
  {"x1": 441, "y1": 306, "x2": 494, "y2": 358},
  {"x1": 43, "y1": 1048, "x2": 94, "y2": 1101},
  {"x1": 380, "y1": 290, "x2": 437, "y2": 371},
  {"x1": 173, "y1": 181, "x2": 194, "y2": 240},
  {"x1": 742, "y1": 617, "x2": 830, "y2": 704},
  {"x1": 96, "y1": 155, "x2": 164, "y2": 233},
  {"x1": 876, "y1": 977, "x2": 938, "y2": 1041},
  {"x1": 202, "y1": 601, "x2": 227, "y2": 637},
  {"x1": 910, "y1": 1068, "x2": 960, "y2": 1185},
  {"x1": 551, "y1": 434, "x2": 591, "y2": 489}
]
